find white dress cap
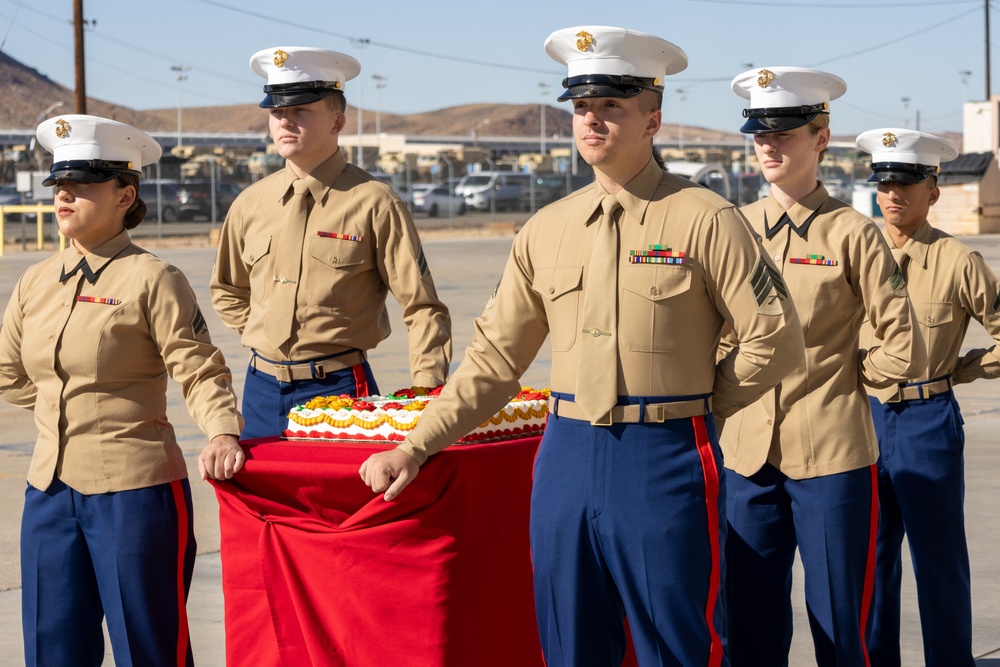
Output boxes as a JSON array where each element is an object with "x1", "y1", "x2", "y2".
[
  {"x1": 731, "y1": 66, "x2": 847, "y2": 133},
  {"x1": 36, "y1": 114, "x2": 161, "y2": 186},
  {"x1": 545, "y1": 26, "x2": 687, "y2": 101},
  {"x1": 250, "y1": 46, "x2": 361, "y2": 108},
  {"x1": 856, "y1": 128, "x2": 958, "y2": 184}
]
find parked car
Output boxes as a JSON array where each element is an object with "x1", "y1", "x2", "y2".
[
  {"x1": 518, "y1": 174, "x2": 594, "y2": 211},
  {"x1": 177, "y1": 180, "x2": 243, "y2": 221},
  {"x1": 139, "y1": 181, "x2": 181, "y2": 223},
  {"x1": 455, "y1": 172, "x2": 531, "y2": 211},
  {"x1": 412, "y1": 184, "x2": 466, "y2": 217},
  {"x1": 666, "y1": 161, "x2": 733, "y2": 203}
]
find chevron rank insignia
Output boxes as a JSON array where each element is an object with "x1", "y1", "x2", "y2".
[
  {"x1": 750, "y1": 256, "x2": 788, "y2": 315},
  {"x1": 889, "y1": 262, "x2": 906, "y2": 294},
  {"x1": 192, "y1": 307, "x2": 208, "y2": 335}
]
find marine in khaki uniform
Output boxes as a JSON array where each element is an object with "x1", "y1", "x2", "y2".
[
  {"x1": 0, "y1": 116, "x2": 243, "y2": 667},
  {"x1": 211, "y1": 47, "x2": 452, "y2": 439},
  {"x1": 362, "y1": 27, "x2": 804, "y2": 666},
  {"x1": 722, "y1": 69, "x2": 925, "y2": 666},
  {"x1": 856, "y1": 129, "x2": 1000, "y2": 667}
]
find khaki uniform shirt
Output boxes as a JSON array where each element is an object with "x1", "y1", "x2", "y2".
[
  {"x1": 211, "y1": 149, "x2": 452, "y2": 386},
  {"x1": 862, "y1": 220, "x2": 1000, "y2": 400},
  {"x1": 0, "y1": 231, "x2": 243, "y2": 494},
  {"x1": 397, "y1": 158, "x2": 804, "y2": 465},
  {"x1": 721, "y1": 185, "x2": 925, "y2": 480}
]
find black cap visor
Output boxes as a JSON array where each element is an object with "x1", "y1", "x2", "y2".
[
  {"x1": 259, "y1": 81, "x2": 342, "y2": 109},
  {"x1": 557, "y1": 74, "x2": 661, "y2": 101},
  {"x1": 739, "y1": 103, "x2": 828, "y2": 134},
  {"x1": 867, "y1": 162, "x2": 937, "y2": 185},
  {"x1": 43, "y1": 160, "x2": 138, "y2": 187}
]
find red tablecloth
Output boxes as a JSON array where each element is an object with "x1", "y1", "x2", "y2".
[{"x1": 213, "y1": 436, "x2": 639, "y2": 667}]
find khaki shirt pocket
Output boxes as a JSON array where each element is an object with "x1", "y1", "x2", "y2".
[
  {"x1": 913, "y1": 300, "x2": 954, "y2": 351},
  {"x1": 532, "y1": 266, "x2": 583, "y2": 351},
  {"x1": 620, "y1": 264, "x2": 693, "y2": 352},
  {"x1": 241, "y1": 235, "x2": 271, "y2": 304},
  {"x1": 305, "y1": 237, "x2": 369, "y2": 306}
]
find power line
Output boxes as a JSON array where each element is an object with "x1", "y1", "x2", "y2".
[
  {"x1": 686, "y1": 0, "x2": 978, "y2": 7},
  {"x1": 195, "y1": 0, "x2": 561, "y2": 77}
]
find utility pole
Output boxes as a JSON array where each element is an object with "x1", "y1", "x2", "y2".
[
  {"x1": 73, "y1": 0, "x2": 86, "y2": 113},
  {"x1": 987, "y1": 0, "x2": 992, "y2": 100}
]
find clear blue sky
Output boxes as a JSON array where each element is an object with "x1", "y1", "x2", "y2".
[{"x1": 0, "y1": 0, "x2": 990, "y2": 136}]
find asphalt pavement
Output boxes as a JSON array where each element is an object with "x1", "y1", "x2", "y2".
[{"x1": 0, "y1": 226, "x2": 998, "y2": 665}]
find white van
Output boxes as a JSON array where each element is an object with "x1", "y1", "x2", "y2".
[{"x1": 455, "y1": 171, "x2": 531, "y2": 211}]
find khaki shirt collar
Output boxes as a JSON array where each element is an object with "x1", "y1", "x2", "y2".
[
  {"x1": 764, "y1": 181, "x2": 829, "y2": 238},
  {"x1": 277, "y1": 148, "x2": 348, "y2": 203},
  {"x1": 892, "y1": 219, "x2": 932, "y2": 270},
  {"x1": 60, "y1": 229, "x2": 132, "y2": 283},
  {"x1": 585, "y1": 157, "x2": 660, "y2": 225}
]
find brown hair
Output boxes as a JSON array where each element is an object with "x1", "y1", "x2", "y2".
[
  {"x1": 325, "y1": 91, "x2": 347, "y2": 114},
  {"x1": 115, "y1": 173, "x2": 146, "y2": 230},
  {"x1": 806, "y1": 113, "x2": 830, "y2": 163}
]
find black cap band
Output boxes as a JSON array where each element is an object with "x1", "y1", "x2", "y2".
[
  {"x1": 739, "y1": 102, "x2": 829, "y2": 134},
  {"x1": 260, "y1": 81, "x2": 343, "y2": 108},
  {"x1": 557, "y1": 74, "x2": 662, "y2": 101},
  {"x1": 43, "y1": 159, "x2": 140, "y2": 187},
  {"x1": 867, "y1": 161, "x2": 939, "y2": 184}
]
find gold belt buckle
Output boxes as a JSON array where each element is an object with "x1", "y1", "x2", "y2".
[{"x1": 590, "y1": 410, "x2": 613, "y2": 427}]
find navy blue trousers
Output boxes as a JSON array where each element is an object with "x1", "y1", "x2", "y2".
[
  {"x1": 867, "y1": 393, "x2": 974, "y2": 667},
  {"x1": 241, "y1": 357, "x2": 378, "y2": 439},
  {"x1": 530, "y1": 409, "x2": 726, "y2": 667},
  {"x1": 725, "y1": 463, "x2": 877, "y2": 667},
  {"x1": 21, "y1": 478, "x2": 196, "y2": 667}
]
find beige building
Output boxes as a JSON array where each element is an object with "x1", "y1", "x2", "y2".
[{"x1": 928, "y1": 152, "x2": 1000, "y2": 235}]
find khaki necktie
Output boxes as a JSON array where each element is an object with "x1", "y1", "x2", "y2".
[
  {"x1": 264, "y1": 179, "x2": 311, "y2": 349},
  {"x1": 891, "y1": 248, "x2": 910, "y2": 275},
  {"x1": 575, "y1": 194, "x2": 622, "y2": 423}
]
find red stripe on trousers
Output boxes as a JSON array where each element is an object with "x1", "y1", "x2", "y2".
[
  {"x1": 859, "y1": 464, "x2": 878, "y2": 667},
  {"x1": 352, "y1": 363, "x2": 369, "y2": 397},
  {"x1": 170, "y1": 480, "x2": 191, "y2": 667},
  {"x1": 691, "y1": 415, "x2": 723, "y2": 667}
]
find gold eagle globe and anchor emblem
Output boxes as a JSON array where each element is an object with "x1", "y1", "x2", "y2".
[
  {"x1": 757, "y1": 69, "x2": 775, "y2": 88},
  {"x1": 575, "y1": 31, "x2": 595, "y2": 51},
  {"x1": 273, "y1": 49, "x2": 289, "y2": 67},
  {"x1": 54, "y1": 119, "x2": 72, "y2": 139},
  {"x1": 882, "y1": 131, "x2": 898, "y2": 147}
]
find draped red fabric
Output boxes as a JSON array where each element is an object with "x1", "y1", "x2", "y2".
[{"x1": 212, "y1": 437, "x2": 546, "y2": 667}]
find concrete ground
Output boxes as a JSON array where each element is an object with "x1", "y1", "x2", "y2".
[{"x1": 0, "y1": 228, "x2": 998, "y2": 665}]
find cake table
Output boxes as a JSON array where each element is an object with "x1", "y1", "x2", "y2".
[{"x1": 212, "y1": 435, "x2": 640, "y2": 667}]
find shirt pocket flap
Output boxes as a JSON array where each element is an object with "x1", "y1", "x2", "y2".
[
  {"x1": 533, "y1": 266, "x2": 583, "y2": 302},
  {"x1": 914, "y1": 301, "x2": 954, "y2": 328},
  {"x1": 241, "y1": 235, "x2": 271, "y2": 266},
  {"x1": 310, "y1": 237, "x2": 368, "y2": 268},
  {"x1": 621, "y1": 265, "x2": 692, "y2": 302}
]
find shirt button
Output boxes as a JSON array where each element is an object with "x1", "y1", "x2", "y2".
[
  {"x1": 249, "y1": 255, "x2": 255, "y2": 261},
  {"x1": 63, "y1": 301, "x2": 70, "y2": 307},
  {"x1": 774, "y1": 255, "x2": 781, "y2": 263},
  {"x1": 548, "y1": 287, "x2": 555, "y2": 295},
  {"x1": 649, "y1": 286, "x2": 659, "y2": 296}
]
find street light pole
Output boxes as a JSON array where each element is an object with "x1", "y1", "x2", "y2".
[
  {"x1": 539, "y1": 82, "x2": 551, "y2": 157},
  {"x1": 372, "y1": 74, "x2": 387, "y2": 165},
  {"x1": 960, "y1": 69, "x2": 972, "y2": 101},
  {"x1": 170, "y1": 65, "x2": 192, "y2": 148},
  {"x1": 351, "y1": 38, "x2": 369, "y2": 169},
  {"x1": 901, "y1": 96, "x2": 911, "y2": 127},
  {"x1": 676, "y1": 88, "x2": 687, "y2": 152}
]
